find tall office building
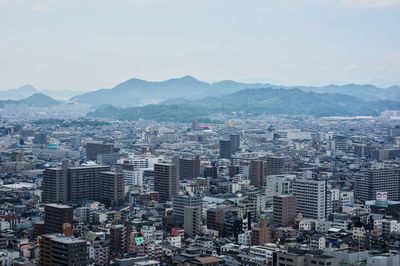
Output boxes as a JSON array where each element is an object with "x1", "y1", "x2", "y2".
[
  {"x1": 173, "y1": 194, "x2": 202, "y2": 224},
  {"x1": 184, "y1": 206, "x2": 202, "y2": 237},
  {"x1": 230, "y1": 134, "x2": 240, "y2": 153},
  {"x1": 86, "y1": 142, "x2": 115, "y2": 161},
  {"x1": 293, "y1": 178, "x2": 326, "y2": 220},
  {"x1": 98, "y1": 171, "x2": 125, "y2": 207},
  {"x1": 39, "y1": 234, "x2": 88, "y2": 266},
  {"x1": 249, "y1": 160, "x2": 264, "y2": 188},
  {"x1": 355, "y1": 168, "x2": 400, "y2": 201},
  {"x1": 44, "y1": 204, "x2": 73, "y2": 234},
  {"x1": 154, "y1": 162, "x2": 178, "y2": 203},
  {"x1": 273, "y1": 195, "x2": 297, "y2": 227},
  {"x1": 219, "y1": 139, "x2": 232, "y2": 159},
  {"x1": 178, "y1": 156, "x2": 200, "y2": 180}
]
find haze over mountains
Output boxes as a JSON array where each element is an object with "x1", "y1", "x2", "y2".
[
  {"x1": 0, "y1": 93, "x2": 60, "y2": 108},
  {"x1": 71, "y1": 76, "x2": 400, "y2": 107},
  {"x1": 0, "y1": 85, "x2": 86, "y2": 100},
  {"x1": 88, "y1": 88, "x2": 400, "y2": 122},
  {"x1": 2, "y1": 76, "x2": 400, "y2": 121}
]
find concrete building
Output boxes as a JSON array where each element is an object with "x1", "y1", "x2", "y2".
[
  {"x1": 173, "y1": 194, "x2": 202, "y2": 224},
  {"x1": 97, "y1": 171, "x2": 125, "y2": 207},
  {"x1": 293, "y1": 178, "x2": 326, "y2": 220},
  {"x1": 44, "y1": 204, "x2": 73, "y2": 234},
  {"x1": 43, "y1": 164, "x2": 123, "y2": 207},
  {"x1": 184, "y1": 206, "x2": 202, "y2": 237},
  {"x1": 230, "y1": 134, "x2": 240, "y2": 153},
  {"x1": 273, "y1": 195, "x2": 297, "y2": 227},
  {"x1": 355, "y1": 168, "x2": 400, "y2": 201},
  {"x1": 86, "y1": 142, "x2": 115, "y2": 161},
  {"x1": 154, "y1": 162, "x2": 178, "y2": 203},
  {"x1": 250, "y1": 160, "x2": 264, "y2": 188},
  {"x1": 177, "y1": 156, "x2": 200, "y2": 180},
  {"x1": 219, "y1": 139, "x2": 232, "y2": 159},
  {"x1": 264, "y1": 156, "x2": 284, "y2": 176},
  {"x1": 39, "y1": 234, "x2": 87, "y2": 265}
]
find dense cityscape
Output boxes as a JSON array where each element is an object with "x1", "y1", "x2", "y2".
[
  {"x1": 2, "y1": 0, "x2": 400, "y2": 265},
  {"x1": 1, "y1": 108, "x2": 400, "y2": 265}
]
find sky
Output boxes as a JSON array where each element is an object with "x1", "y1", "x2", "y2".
[{"x1": 0, "y1": 0, "x2": 399, "y2": 91}]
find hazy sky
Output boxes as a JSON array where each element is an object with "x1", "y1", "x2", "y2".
[{"x1": 1, "y1": 0, "x2": 399, "y2": 90}]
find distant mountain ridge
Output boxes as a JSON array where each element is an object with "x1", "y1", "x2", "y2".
[
  {"x1": 71, "y1": 76, "x2": 272, "y2": 107},
  {"x1": 71, "y1": 76, "x2": 400, "y2": 108},
  {"x1": 0, "y1": 85, "x2": 87, "y2": 100},
  {"x1": 88, "y1": 87, "x2": 400, "y2": 121},
  {"x1": 0, "y1": 85, "x2": 39, "y2": 100},
  {"x1": 4, "y1": 77, "x2": 400, "y2": 120},
  {"x1": 5, "y1": 77, "x2": 400, "y2": 107},
  {"x1": 0, "y1": 93, "x2": 61, "y2": 108}
]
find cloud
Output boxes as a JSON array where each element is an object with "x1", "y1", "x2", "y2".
[{"x1": 341, "y1": 0, "x2": 400, "y2": 8}]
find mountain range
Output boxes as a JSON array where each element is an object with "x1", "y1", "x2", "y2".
[
  {"x1": 70, "y1": 76, "x2": 400, "y2": 107},
  {"x1": 0, "y1": 93, "x2": 61, "y2": 108},
  {"x1": 3, "y1": 76, "x2": 400, "y2": 120},
  {"x1": 0, "y1": 85, "x2": 86, "y2": 100},
  {"x1": 71, "y1": 76, "x2": 269, "y2": 107},
  {"x1": 88, "y1": 87, "x2": 400, "y2": 122}
]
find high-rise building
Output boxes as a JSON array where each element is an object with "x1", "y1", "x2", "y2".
[
  {"x1": 42, "y1": 162, "x2": 68, "y2": 204},
  {"x1": 230, "y1": 134, "x2": 240, "y2": 153},
  {"x1": 68, "y1": 165, "x2": 111, "y2": 202},
  {"x1": 293, "y1": 178, "x2": 326, "y2": 220},
  {"x1": 173, "y1": 194, "x2": 202, "y2": 224},
  {"x1": 219, "y1": 139, "x2": 232, "y2": 159},
  {"x1": 86, "y1": 142, "x2": 115, "y2": 161},
  {"x1": 184, "y1": 206, "x2": 202, "y2": 237},
  {"x1": 178, "y1": 156, "x2": 200, "y2": 180},
  {"x1": 42, "y1": 164, "x2": 124, "y2": 207},
  {"x1": 110, "y1": 224, "x2": 127, "y2": 259},
  {"x1": 355, "y1": 168, "x2": 400, "y2": 201},
  {"x1": 264, "y1": 156, "x2": 284, "y2": 176},
  {"x1": 273, "y1": 195, "x2": 297, "y2": 227},
  {"x1": 98, "y1": 171, "x2": 125, "y2": 207},
  {"x1": 249, "y1": 160, "x2": 264, "y2": 188},
  {"x1": 39, "y1": 234, "x2": 88, "y2": 266},
  {"x1": 44, "y1": 204, "x2": 73, "y2": 234},
  {"x1": 154, "y1": 162, "x2": 178, "y2": 203}
]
